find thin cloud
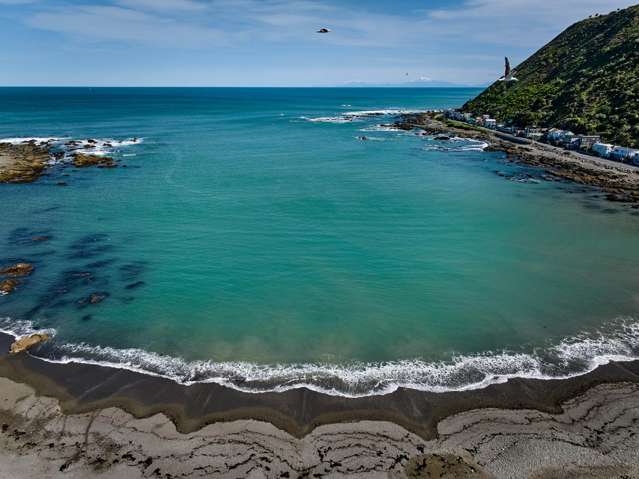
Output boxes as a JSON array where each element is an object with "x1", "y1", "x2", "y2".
[
  {"x1": 117, "y1": 0, "x2": 207, "y2": 12},
  {"x1": 27, "y1": 4, "x2": 231, "y2": 47}
]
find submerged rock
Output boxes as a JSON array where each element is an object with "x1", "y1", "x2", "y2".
[
  {"x1": 73, "y1": 153, "x2": 116, "y2": 168},
  {"x1": 78, "y1": 292, "x2": 109, "y2": 306},
  {"x1": 31, "y1": 235, "x2": 51, "y2": 243},
  {"x1": 9, "y1": 333, "x2": 49, "y2": 354},
  {"x1": 0, "y1": 279, "x2": 19, "y2": 295},
  {"x1": 0, "y1": 263, "x2": 34, "y2": 277}
]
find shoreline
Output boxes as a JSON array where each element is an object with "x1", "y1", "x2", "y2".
[
  {"x1": 395, "y1": 112, "x2": 639, "y2": 204},
  {"x1": 3, "y1": 333, "x2": 639, "y2": 476}
]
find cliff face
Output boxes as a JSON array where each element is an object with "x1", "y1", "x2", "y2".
[{"x1": 463, "y1": 5, "x2": 639, "y2": 147}]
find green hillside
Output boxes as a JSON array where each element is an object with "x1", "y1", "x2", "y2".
[{"x1": 463, "y1": 4, "x2": 639, "y2": 147}]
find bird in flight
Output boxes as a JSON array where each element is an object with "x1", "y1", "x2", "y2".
[
  {"x1": 499, "y1": 57, "x2": 518, "y2": 82},
  {"x1": 317, "y1": 28, "x2": 331, "y2": 33}
]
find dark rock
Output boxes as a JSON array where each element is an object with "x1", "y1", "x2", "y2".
[
  {"x1": 31, "y1": 236, "x2": 51, "y2": 243},
  {"x1": 73, "y1": 153, "x2": 116, "y2": 168},
  {"x1": 0, "y1": 263, "x2": 34, "y2": 277},
  {"x1": 78, "y1": 292, "x2": 109, "y2": 306},
  {"x1": 0, "y1": 279, "x2": 20, "y2": 295},
  {"x1": 125, "y1": 281, "x2": 145, "y2": 290}
]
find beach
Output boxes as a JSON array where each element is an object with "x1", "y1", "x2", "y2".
[
  {"x1": 2, "y1": 87, "x2": 639, "y2": 477},
  {"x1": 2, "y1": 332, "x2": 639, "y2": 478}
]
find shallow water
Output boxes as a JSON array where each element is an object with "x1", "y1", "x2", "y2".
[{"x1": 1, "y1": 87, "x2": 639, "y2": 395}]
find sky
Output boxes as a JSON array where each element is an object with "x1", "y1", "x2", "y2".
[{"x1": 0, "y1": 0, "x2": 636, "y2": 86}]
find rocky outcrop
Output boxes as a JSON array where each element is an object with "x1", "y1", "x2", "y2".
[
  {"x1": 9, "y1": 334, "x2": 49, "y2": 354},
  {"x1": 0, "y1": 143, "x2": 50, "y2": 183},
  {"x1": 0, "y1": 279, "x2": 19, "y2": 295},
  {"x1": 0, "y1": 263, "x2": 34, "y2": 278},
  {"x1": 73, "y1": 154, "x2": 116, "y2": 168}
]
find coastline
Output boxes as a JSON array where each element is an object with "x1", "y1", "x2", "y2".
[
  {"x1": 395, "y1": 112, "x2": 639, "y2": 204},
  {"x1": 3, "y1": 332, "x2": 639, "y2": 477}
]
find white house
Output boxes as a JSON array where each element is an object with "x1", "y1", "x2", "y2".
[
  {"x1": 592, "y1": 143, "x2": 614, "y2": 158},
  {"x1": 484, "y1": 118, "x2": 497, "y2": 129},
  {"x1": 611, "y1": 146, "x2": 637, "y2": 162}
]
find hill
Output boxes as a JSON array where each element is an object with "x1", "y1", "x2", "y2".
[{"x1": 463, "y1": 5, "x2": 639, "y2": 148}]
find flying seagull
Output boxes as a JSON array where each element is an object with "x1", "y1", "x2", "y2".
[
  {"x1": 317, "y1": 28, "x2": 331, "y2": 33},
  {"x1": 499, "y1": 57, "x2": 518, "y2": 82}
]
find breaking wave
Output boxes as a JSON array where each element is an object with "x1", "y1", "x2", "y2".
[
  {"x1": 0, "y1": 137, "x2": 143, "y2": 162},
  {"x1": 301, "y1": 109, "x2": 428, "y2": 125},
  {"x1": 1, "y1": 317, "x2": 639, "y2": 398}
]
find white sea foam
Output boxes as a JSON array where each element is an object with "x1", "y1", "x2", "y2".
[
  {"x1": 344, "y1": 109, "x2": 426, "y2": 117},
  {"x1": 359, "y1": 125, "x2": 403, "y2": 133},
  {"x1": 424, "y1": 140, "x2": 489, "y2": 153},
  {"x1": 302, "y1": 108, "x2": 427, "y2": 126},
  {"x1": 0, "y1": 137, "x2": 143, "y2": 164},
  {"x1": 0, "y1": 137, "x2": 64, "y2": 145},
  {"x1": 1, "y1": 317, "x2": 638, "y2": 398},
  {"x1": 354, "y1": 136, "x2": 385, "y2": 142},
  {"x1": 301, "y1": 116, "x2": 357, "y2": 124}
]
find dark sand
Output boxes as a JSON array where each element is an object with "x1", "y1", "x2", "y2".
[{"x1": 2, "y1": 332, "x2": 639, "y2": 477}]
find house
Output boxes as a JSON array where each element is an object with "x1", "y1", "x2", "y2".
[
  {"x1": 484, "y1": 118, "x2": 497, "y2": 129},
  {"x1": 577, "y1": 135, "x2": 601, "y2": 151},
  {"x1": 611, "y1": 146, "x2": 639, "y2": 162},
  {"x1": 559, "y1": 131, "x2": 576, "y2": 147},
  {"x1": 592, "y1": 143, "x2": 614, "y2": 158},
  {"x1": 547, "y1": 129, "x2": 569, "y2": 144},
  {"x1": 445, "y1": 110, "x2": 466, "y2": 122},
  {"x1": 524, "y1": 128, "x2": 543, "y2": 141}
]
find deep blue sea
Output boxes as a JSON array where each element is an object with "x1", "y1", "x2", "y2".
[{"x1": 2, "y1": 87, "x2": 639, "y2": 396}]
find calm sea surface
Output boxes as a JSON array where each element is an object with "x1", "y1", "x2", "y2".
[{"x1": 1, "y1": 87, "x2": 639, "y2": 395}]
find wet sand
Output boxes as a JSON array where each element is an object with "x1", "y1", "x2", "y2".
[{"x1": 2, "y1": 333, "x2": 639, "y2": 477}]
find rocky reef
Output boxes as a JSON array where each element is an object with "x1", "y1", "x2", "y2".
[
  {"x1": 0, "y1": 279, "x2": 19, "y2": 295},
  {"x1": 0, "y1": 263, "x2": 34, "y2": 296},
  {"x1": 0, "y1": 143, "x2": 50, "y2": 183},
  {"x1": 73, "y1": 153, "x2": 116, "y2": 168},
  {"x1": 0, "y1": 137, "x2": 140, "y2": 184},
  {"x1": 0, "y1": 263, "x2": 34, "y2": 278}
]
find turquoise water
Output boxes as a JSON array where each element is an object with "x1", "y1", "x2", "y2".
[{"x1": 2, "y1": 87, "x2": 639, "y2": 395}]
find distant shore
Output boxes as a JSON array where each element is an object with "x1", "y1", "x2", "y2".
[
  {"x1": 395, "y1": 112, "x2": 639, "y2": 204},
  {"x1": 2, "y1": 332, "x2": 639, "y2": 477}
]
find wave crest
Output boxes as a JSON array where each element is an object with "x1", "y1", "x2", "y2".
[{"x1": 1, "y1": 317, "x2": 638, "y2": 397}]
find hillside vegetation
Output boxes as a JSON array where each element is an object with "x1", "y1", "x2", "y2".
[{"x1": 463, "y1": 4, "x2": 639, "y2": 147}]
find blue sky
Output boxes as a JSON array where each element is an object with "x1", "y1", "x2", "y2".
[{"x1": 0, "y1": 0, "x2": 636, "y2": 86}]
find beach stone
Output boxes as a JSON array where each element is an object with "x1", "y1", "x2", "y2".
[
  {"x1": 404, "y1": 453, "x2": 490, "y2": 478},
  {"x1": 73, "y1": 153, "x2": 116, "y2": 168},
  {"x1": 0, "y1": 263, "x2": 34, "y2": 277},
  {"x1": 0, "y1": 279, "x2": 20, "y2": 295},
  {"x1": 9, "y1": 333, "x2": 49, "y2": 354}
]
